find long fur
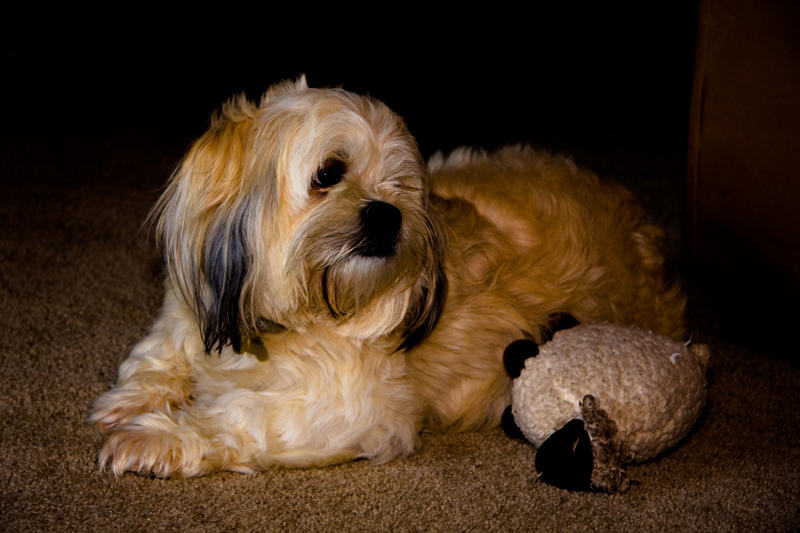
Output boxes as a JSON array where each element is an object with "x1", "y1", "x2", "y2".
[{"x1": 89, "y1": 76, "x2": 685, "y2": 476}]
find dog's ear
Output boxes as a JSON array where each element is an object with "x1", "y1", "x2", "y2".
[
  {"x1": 398, "y1": 262, "x2": 447, "y2": 352},
  {"x1": 199, "y1": 216, "x2": 250, "y2": 354},
  {"x1": 153, "y1": 97, "x2": 261, "y2": 354},
  {"x1": 398, "y1": 211, "x2": 448, "y2": 352}
]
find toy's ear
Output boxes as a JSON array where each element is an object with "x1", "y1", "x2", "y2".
[
  {"x1": 503, "y1": 339, "x2": 539, "y2": 379},
  {"x1": 546, "y1": 312, "x2": 580, "y2": 338},
  {"x1": 503, "y1": 313, "x2": 579, "y2": 378}
]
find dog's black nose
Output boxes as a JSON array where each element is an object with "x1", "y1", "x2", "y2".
[{"x1": 357, "y1": 201, "x2": 402, "y2": 257}]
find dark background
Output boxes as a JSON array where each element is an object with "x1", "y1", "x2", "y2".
[{"x1": 2, "y1": 4, "x2": 698, "y2": 161}]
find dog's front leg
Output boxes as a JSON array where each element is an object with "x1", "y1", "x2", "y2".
[{"x1": 89, "y1": 289, "x2": 200, "y2": 440}]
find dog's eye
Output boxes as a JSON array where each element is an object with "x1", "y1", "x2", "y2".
[{"x1": 312, "y1": 159, "x2": 347, "y2": 190}]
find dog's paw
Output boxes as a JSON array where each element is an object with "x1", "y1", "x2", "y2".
[
  {"x1": 89, "y1": 387, "x2": 183, "y2": 435},
  {"x1": 98, "y1": 412, "x2": 208, "y2": 477}
]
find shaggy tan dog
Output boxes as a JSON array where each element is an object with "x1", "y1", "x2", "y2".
[{"x1": 89, "y1": 76, "x2": 685, "y2": 477}]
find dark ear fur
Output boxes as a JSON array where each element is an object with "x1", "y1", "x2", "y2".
[
  {"x1": 398, "y1": 210, "x2": 448, "y2": 353},
  {"x1": 398, "y1": 265, "x2": 447, "y2": 352},
  {"x1": 396, "y1": 195, "x2": 449, "y2": 353},
  {"x1": 152, "y1": 96, "x2": 261, "y2": 356},
  {"x1": 199, "y1": 218, "x2": 250, "y2": 354}
]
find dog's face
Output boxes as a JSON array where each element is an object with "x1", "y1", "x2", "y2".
[{"x1": 155, "y1": 77, "x2": 446, "y2": 354}]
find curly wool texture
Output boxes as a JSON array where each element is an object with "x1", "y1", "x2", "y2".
[{"x1": 513, "y1": 323, "x2": 709, "y2": 463}]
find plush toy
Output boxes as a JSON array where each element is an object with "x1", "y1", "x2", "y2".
[{"x1": 502, "y1": 322, "x2": 710, "y2": 492}]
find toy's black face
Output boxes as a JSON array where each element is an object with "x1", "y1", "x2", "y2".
[{"x1": 534, "y1": 418, "x2": 594, "y2": 492}]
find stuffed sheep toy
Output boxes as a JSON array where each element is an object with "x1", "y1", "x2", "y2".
[{"x1": 502, "y1": 321, "x2": 710, "y2": 492}]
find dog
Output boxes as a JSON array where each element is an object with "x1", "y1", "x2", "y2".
[{"x1": 89, "y1": 76, "x2": 685, "y2": 477}]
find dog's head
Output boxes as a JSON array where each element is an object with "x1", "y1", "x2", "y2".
[{"x1": 154, "y1": 76, "x2": 447, "y2": 354}]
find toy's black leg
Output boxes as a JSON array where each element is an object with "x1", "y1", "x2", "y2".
[{"x1": 501, "y1": 405, "x2": 527, "y2": 440}]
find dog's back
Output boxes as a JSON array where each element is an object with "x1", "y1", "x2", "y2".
[{"x1": 407, "y1": 145, "x2": 685, "y2": 430}]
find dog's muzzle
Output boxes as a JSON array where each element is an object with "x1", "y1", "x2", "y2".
[{"x1": 356, "y1": 201, "x2": 402, "y2": 258}]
